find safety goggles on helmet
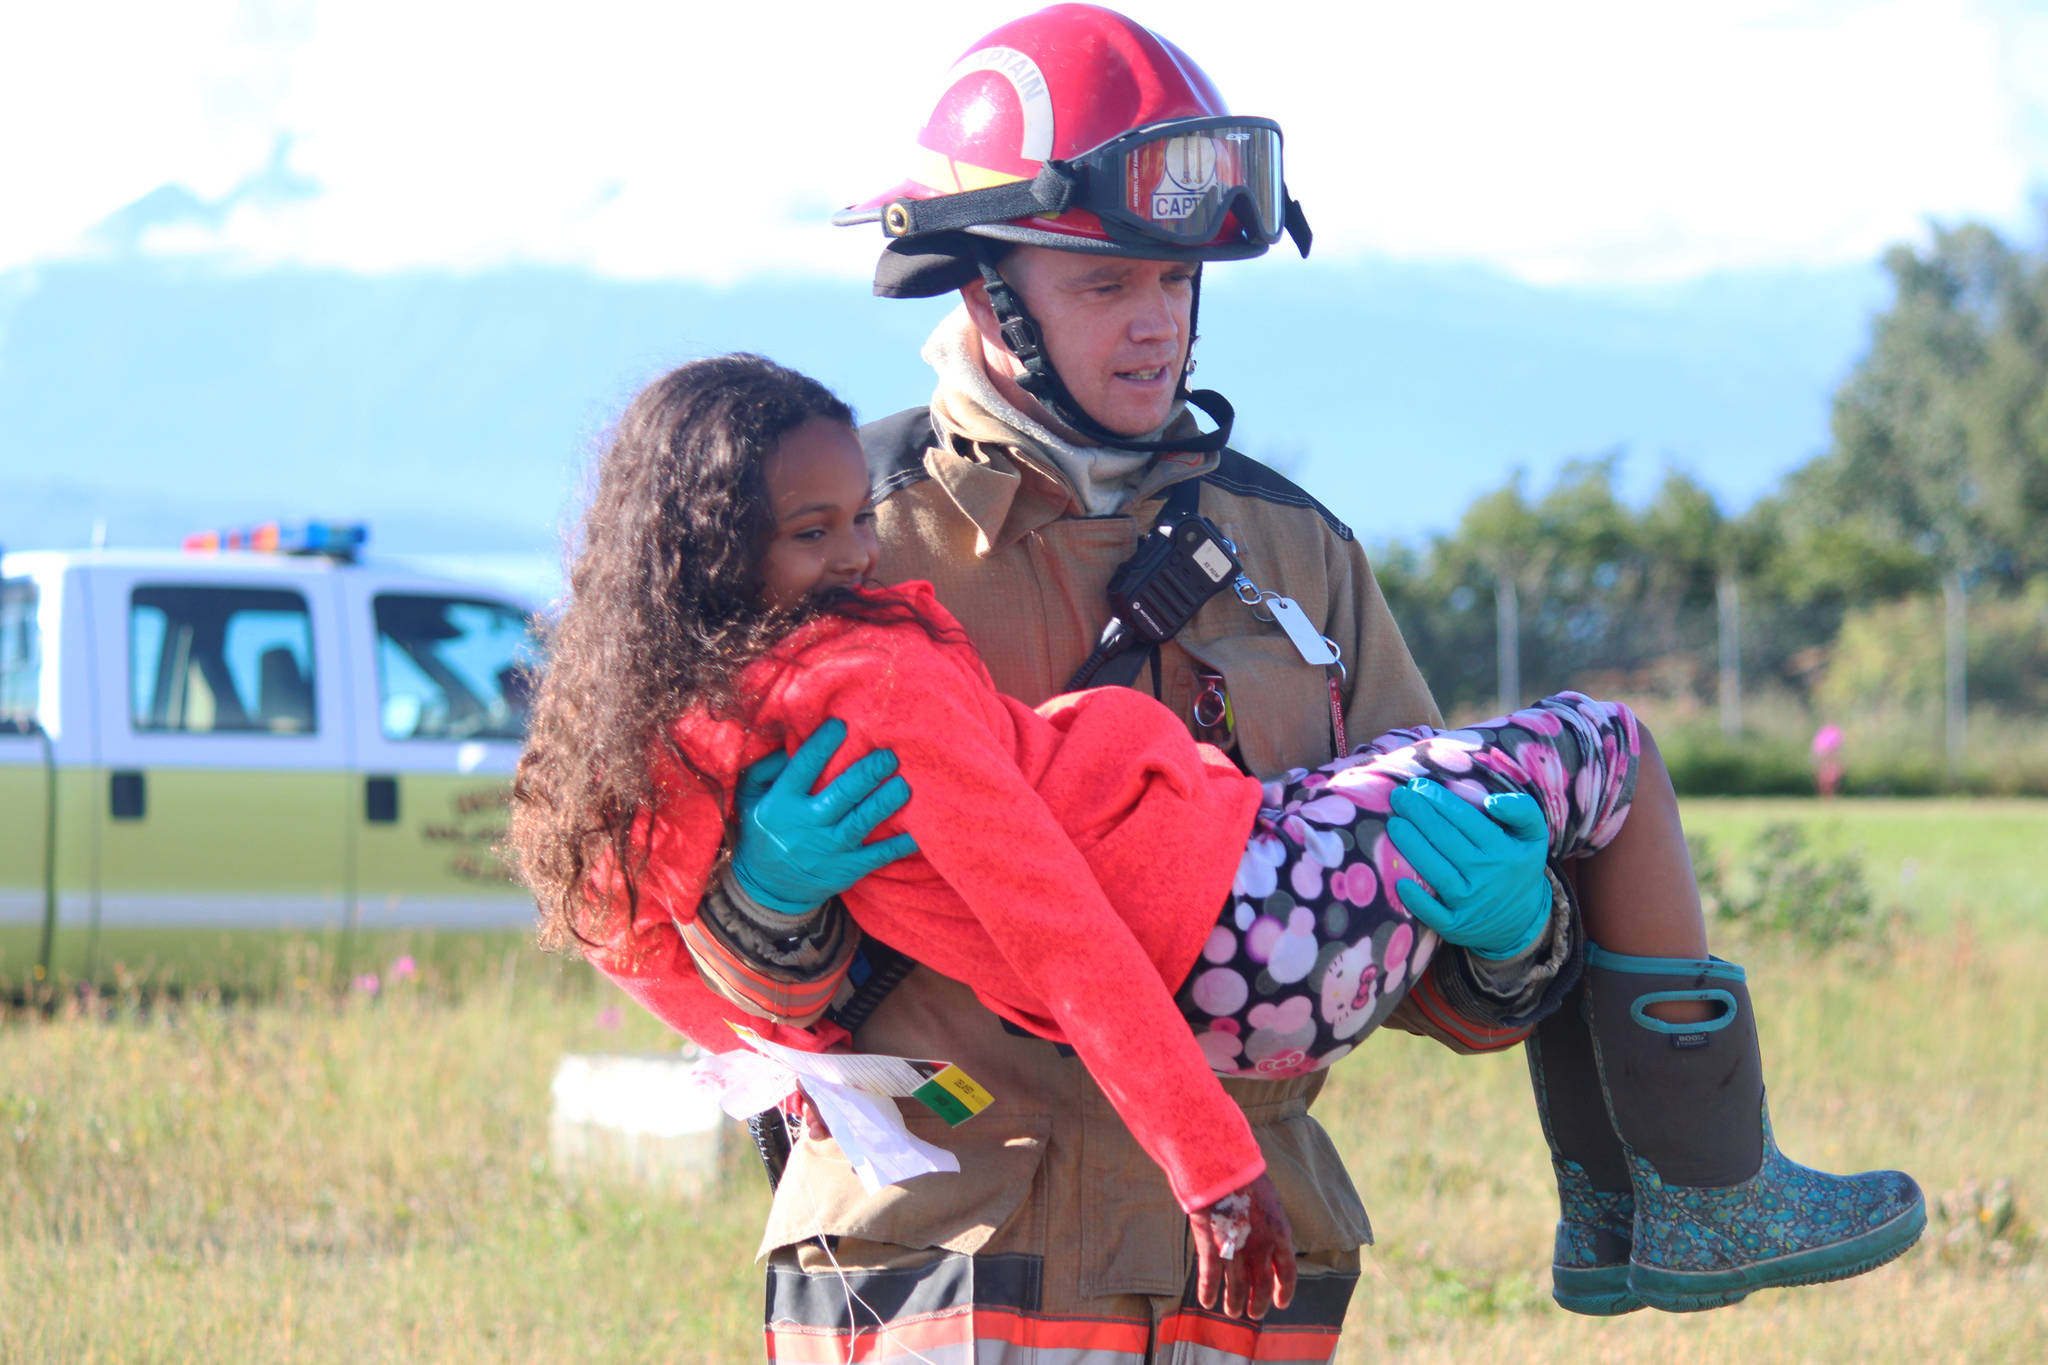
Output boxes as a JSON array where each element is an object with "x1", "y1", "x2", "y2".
[
  {"x1": 1083, "y1": 117, "x2": 1288, "y2": 249},
  {"x1": 840, "y1": 116, "x2": 1310, "y2": 258}
]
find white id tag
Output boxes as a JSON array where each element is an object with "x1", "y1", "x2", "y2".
[{"x1": 1267, "y1": 596, "x2": 1339, "y2": 666}]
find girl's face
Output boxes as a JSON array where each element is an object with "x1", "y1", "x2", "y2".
[{"x1": 759, "y1": 417, "x2": 880, "y2": 612}]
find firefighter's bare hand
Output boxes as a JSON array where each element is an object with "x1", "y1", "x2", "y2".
[{"x1": 1190, "y1": 1175, "x2": 1296, "y2": 1320}]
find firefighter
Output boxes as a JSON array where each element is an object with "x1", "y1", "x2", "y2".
[{"x1": 702, "y1": 7, "x2": 1569, "y2": 1359}]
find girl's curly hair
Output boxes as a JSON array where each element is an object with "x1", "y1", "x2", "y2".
[{"x1": 509, "y1": 354, "x2": 855, "y2": 951}]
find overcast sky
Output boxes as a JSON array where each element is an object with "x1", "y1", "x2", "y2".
[{"x1": 9, "y1": 0, "x2": 2046, "y2": 287}]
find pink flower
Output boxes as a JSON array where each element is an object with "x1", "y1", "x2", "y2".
[
  {"x1": 596, "y1": 1005, "x2": 624, "y2": 1031},
  {"x1": 389, "y1": 955, "x2": 418, "y2": 982},
  {"x1": 1812, "y1": 724, "x2": 1843, "y2": 756},
  {"x1": 352, "y1": 973, "x2": 380, "y2": 996}
]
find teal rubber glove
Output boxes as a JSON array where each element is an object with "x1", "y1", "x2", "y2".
[
  {"x1": 1387, "y1": 778, "x2": 1552, "y2": 961},
  {"x1": 730, "y1": 718, "x2": 918, "y2": 915}
]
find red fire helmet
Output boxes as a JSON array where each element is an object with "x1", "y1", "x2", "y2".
[{"x1": 837, "y1": 2, "x2": 1309, "y2": 288}]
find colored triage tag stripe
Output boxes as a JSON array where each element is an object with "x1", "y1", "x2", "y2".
[
  {"x1": 728, "y1": 1025, "x2": 996, "y2": 1127},
  {"x1": 910, "y1": 1064, "x2": 995, "y2": 1127}
]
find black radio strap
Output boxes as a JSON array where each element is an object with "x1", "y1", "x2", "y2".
[{"x1": 1075, "y1": 475, "x2": 1206, "y2": 691}]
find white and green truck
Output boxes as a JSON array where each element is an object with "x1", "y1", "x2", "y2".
[{"x1": 0, "y1": 525, "x2": 543, "y2": 990}]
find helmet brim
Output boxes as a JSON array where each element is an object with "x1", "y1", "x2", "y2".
[
  {"x1": 872, "y1": 233, "x2": 996, "y2": 299},
  {"x1": 867, "y1": 217, "x2": 1268, "y2": 299}
]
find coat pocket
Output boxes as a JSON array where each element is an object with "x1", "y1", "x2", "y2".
[
  {"x1": 1257, "y1": 1107, "x2": 1373, "y2": 1254},
  {"x1": 759, "y1": 1108, "x2": 1053, "y2": 1261}
]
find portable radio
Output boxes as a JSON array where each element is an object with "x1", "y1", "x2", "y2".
[{"x1": 1067, "y1": 514, "x2": 1241, "y2": 690}]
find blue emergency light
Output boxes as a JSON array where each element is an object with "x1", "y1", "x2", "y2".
[{"x1": 183, "y1": 521, "x2": 368, "y2": 561}]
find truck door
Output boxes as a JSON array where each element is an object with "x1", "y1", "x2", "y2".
[
  {"x1": 0, "y1": 571, "x2": 54, "y2": 978},
  {"x1": 340, "y1": 581, "x2": 536, "y2": 930},
  {"x1": 90, "y1": 569, "x2": 352, "y2": 974}
]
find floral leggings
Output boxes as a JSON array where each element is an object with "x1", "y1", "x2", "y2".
[{"x1": 1175, "y1": 691, "x2": 1640, "y2": 1079}]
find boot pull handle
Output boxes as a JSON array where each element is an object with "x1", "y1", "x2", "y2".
[{"x1": 1630, "y1": 989, "x2": 1739, "y2": 1035}]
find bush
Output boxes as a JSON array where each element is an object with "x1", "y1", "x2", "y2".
[
  {"x1": 1651, "y1": 716, "x2": 2048, "y2": 797},
  {"x1": 1818, "y1": 583, "x2": 2048, "y2": 719},
  {"x1": 1689, "y1": 822, "x2": 1889, "y2": 950},
  {"x1": 1656, "y1": 728, "x2": 1815, "y2": 796}
]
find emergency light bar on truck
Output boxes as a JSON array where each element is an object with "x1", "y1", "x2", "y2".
[{"x1": 181, "y1": 521, "x2": 368, "y2": 561}]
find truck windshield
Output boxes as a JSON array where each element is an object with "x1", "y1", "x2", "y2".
[
  {"x1": 373, "y1": 594, "x2": 536, "y2": 741},
  {"x1": 0, "y1": 578, "x2": 36, "y2": 732}
]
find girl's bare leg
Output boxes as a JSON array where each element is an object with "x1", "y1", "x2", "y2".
[{"x1": 1573, "y1": 726, "x2": 1712, "y2": 1023}]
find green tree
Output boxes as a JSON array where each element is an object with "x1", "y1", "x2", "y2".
[{"x1": 1788, "y1": 219, "x2": 2048, "y2": 589}]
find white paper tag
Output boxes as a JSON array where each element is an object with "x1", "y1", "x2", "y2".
[{"x1": 1267, "y1": 596, "x2": 1339, "y2": 665}]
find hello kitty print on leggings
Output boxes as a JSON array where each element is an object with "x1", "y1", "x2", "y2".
[{"x1": 1175, "y1": 691, "x2": 1640, "y2": 1078}]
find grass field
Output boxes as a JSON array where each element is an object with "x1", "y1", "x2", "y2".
[{"x1": 2, "y1": 798, "x2": 2042, "y2": 1362}]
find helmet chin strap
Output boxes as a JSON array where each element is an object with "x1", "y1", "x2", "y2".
[{"x1": 976, "y1": 260, "x2": 1234, "y2": 455}]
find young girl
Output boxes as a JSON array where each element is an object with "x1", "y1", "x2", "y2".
[{"x1": 510, "y1": 354, "x2": 1922, "y2": 1322}]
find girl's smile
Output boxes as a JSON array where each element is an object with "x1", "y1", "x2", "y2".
[{"x1": 759, "y1": 416, "x2": 880, "y2": 612}]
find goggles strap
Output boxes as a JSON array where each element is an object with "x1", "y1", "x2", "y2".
[
  {"x1": 1284, "y1": 193, "x2": 1313, "y2": 257},
  {"x1": 975, "y1": 260, "x2": 1234, "y2": 456},
  {"x1": 879, "y1": 163, "x2": 1076, "y2": 238}
]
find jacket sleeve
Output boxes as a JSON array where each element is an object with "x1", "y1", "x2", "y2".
[
  {"x1": 793, "y1": 641, "x2": 1268, "y2": 1214},
  {"x1": 581, "y1": 784, "x2": 843, "y2": 1057},
  {"x1": 684, "y1": 870, "x2": 860, "y2": 1029}
]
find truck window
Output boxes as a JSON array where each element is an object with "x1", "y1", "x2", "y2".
[
  {"x1": 130, "y1": 586, "x2": 318, "y2": 734},
  {"x1": 0, "y1": 578, "x2": 36, "y2": 732},
  {"x1": 372, "y1": 594, "x2": 535, "y2": 741}
]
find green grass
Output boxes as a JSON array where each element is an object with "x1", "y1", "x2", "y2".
[
  {"x1": 2, "y1": 798, "x2": 2043, "y2": 1362},
  {"x1": 1680, "y1": 796, "x2": 2048, "y2": 929}
]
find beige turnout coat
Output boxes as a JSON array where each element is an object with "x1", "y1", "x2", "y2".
[{"x1": 752, "y1": 397, "x2": 1560, "y2": 1308}]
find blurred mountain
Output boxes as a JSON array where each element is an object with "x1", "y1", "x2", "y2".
[{"x1": 0, "y1": 254, "x2": 1887, "y2": 557}]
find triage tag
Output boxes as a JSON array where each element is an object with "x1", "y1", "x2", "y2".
[
  {"x1": 909, "y1": 1063, "x2": 996, "y2": 1127},
  {"x1": 1266, "y1": 595, "x2": 1340, "y2": 666},
  {"x1": 729, "y1": 1025, "x2": 995, "y2": 1127}
]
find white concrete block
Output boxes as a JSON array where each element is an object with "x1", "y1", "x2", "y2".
[{"x1": 549, "y1": 1051, "x2": 726, "y2": 1197}]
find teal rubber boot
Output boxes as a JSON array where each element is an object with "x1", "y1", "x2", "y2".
[
  {"x1": 1526, "y1": 983, "x2": 1641, "y2": 1315},
  {"x1": 1586, "y1": 947, "x2": 1925, "y2": 1313}
]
